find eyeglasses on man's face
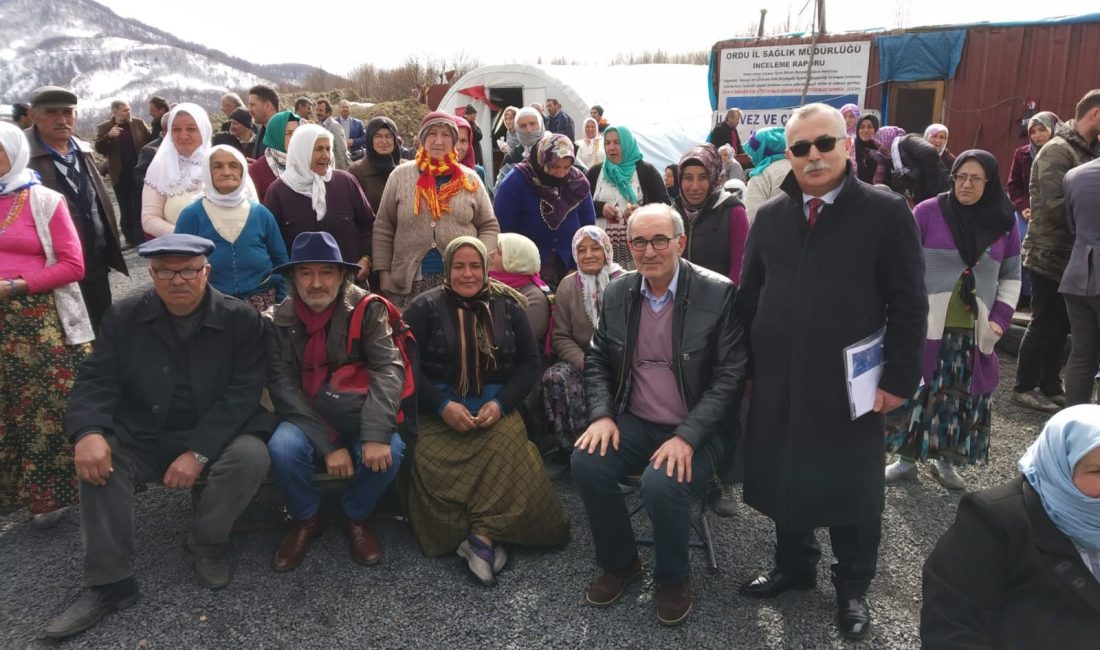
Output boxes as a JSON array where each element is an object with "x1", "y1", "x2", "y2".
[
  {"x1": 629, "y1": 235, "x2": 676, "y2": 251},
  {"x1": 788, "y1": 135, "x2": 841, "y2": 158},
  {"x1": 151, "y1": 267, "x2": 205, "y2": 281}
]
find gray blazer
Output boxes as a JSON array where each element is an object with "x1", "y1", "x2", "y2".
[{"x1": 1059, "y1": 158, "x2": 1100, "y2": 296}]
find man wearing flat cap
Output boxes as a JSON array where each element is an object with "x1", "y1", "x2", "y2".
[
  {"x1": 46, "y1": 234, "x2": 272, "y2": 640},
  {"x1": 264, "y1": 231, "x2": 406, "y2": 571},
  {"x1": 25, "y1": 86, "x2": 128, "y2": 332},
  {"x1": 227, "y1": 107, "x2": 257, "y2": 160}
]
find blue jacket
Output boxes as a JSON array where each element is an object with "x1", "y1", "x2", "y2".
[
  {"x1": 174, "y1": 200, "x2": 290, "y2": 300},
  {"x1": 339, "y1": 116, "x2": 367, "y2": 155},
  {"x1": 493, "y1": 170, "x2": 596, "y2": 271}
]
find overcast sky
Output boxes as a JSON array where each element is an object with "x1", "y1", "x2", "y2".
[{"x1": 97, "y1": 0, "x2": 1097, "y2": 75}]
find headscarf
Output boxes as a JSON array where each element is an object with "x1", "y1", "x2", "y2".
[
  {"x1": 201, "y1": 144, "x2": 255, "y2": 209},
  {"x1": 937, "y1": 150, "x2": 1016, "y2": 313},
  {"x1": 262, "y1": 110, "x2": 301, "y2": 175},
  {"x1": 443, "y1": 236, "x2": 498, "y2": 397},
  {"x1": 0, "y1": 122, "x2": 39, "y2": 195},
  {"x1": 414, "y1": 111, "x2": 479, "y2": 220},
  {"x1": 600, "y1": 126, "x2": 642, "y2": 204},
  {"x1": 676, "y1": 144, "x2": 724, "y2": 223},
  {"x1": 664, "y1": 164, "x2": 679, "y2": 201},
  {"x1": 454, "y1": 117, "x2": 477, "y2": 169},
  {"x1": 854, "y1": 115, "x2": 882, "y2": 183},
  {"x1": 875, "y1": 126, "x2": 907, "y2": 173},
  {"x1": 514, "y1": 107, "x2": 545, "y2": 149},
  {"x1": 1027, "y1": 111, "x2": 1061, "y2": 160},
  {"x1": 581, "y1": 117, "x2": 600, "y2": 144},
  {"x1": 490, "y1": 232, "x2": 549, "y2": 291},
  {"x1": 923, "y1": 123, "x2": 949, "y2": 154},
  {"x1": 144, "y1": 103, "x2": 212, "y2": 196},
  {"x1": 502, "y1": 106, "x2": 520, "y2": 149},
  {"x1": 365, "y1": 116, "x2": 401, "y2": 175},
  {"x1": 840, "y1": 103, "x2": 861, "y2": 137},
  {"x1": 1019, "y1": 404, "x2": 1100, "y2": 551},
  {"x1": 281, "y1": 124, "x2": 334, "y2": 221},
  {"x1": 513, "y1": 133, "x2": 590, "y2": 230},
  {"x1": 745, "y1": 127, "x2": 787, "y2": 179},
  {"x1": 571, "y1": 225, "x2": 623, "y2": 327}
]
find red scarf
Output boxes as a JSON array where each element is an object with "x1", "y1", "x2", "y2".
[
  {"x1": 294, "y1": 298, "x2": 338, "y2": 399},
  {"x1": 414, "y1": 148, "x2": 479, "y2": 220},
  {"x1": 489, "y1": 269, "x2": 548, "y2": 291}
]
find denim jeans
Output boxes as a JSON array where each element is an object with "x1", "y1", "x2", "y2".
[
  {"x1": 571, "y1": 412, "x2": 714, "y2": 586},
  {"x1": 267, "y1": 421, "x2": 405, "y2": 521}
]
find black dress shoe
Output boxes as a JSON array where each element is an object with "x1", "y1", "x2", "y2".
[
  {"x1": 43, "y1": 578, "x2": 140, "y2": 639},
  {"x1": 837, "y1": 596, "x2": 872, "y2": 640},
  {"x1": 738, "y1": 569, "x2": 816, "y2": 599}
]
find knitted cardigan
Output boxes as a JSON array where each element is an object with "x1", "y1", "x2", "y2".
[{"x1": 913, "y1": 197, "x2": 1022, "y2": 395}]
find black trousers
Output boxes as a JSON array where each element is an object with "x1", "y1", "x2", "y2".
[
  {"x1": 114, "y1": 179, "x2": 143, "y2": 246},
  {"x1": 79, "y1": 267, "x2": 112, "y2": 335},
  {"x1": 1063, "y1": 294, "x2": 1100, "y2": 405},
  {"x1": 774, "y1": 517, "x2": 882, "y2": 598},
  {"x1": 1015, "y1": 269, "x2": 1069, "y2": 395}
]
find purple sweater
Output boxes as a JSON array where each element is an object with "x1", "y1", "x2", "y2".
[{"x1": 914, "y1": 198, "x2": 1022, "y2": 396}]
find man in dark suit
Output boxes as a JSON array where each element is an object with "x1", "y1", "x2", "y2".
[
  {"x1": 95, "y1": 99, "x2": 151, "y2": 248},
  {"x1": 45, "y1": 234, "x2": 271, "y2": 640},
  {"x1": 25, "y1": 86, "x2": 128, "y2": 332}
]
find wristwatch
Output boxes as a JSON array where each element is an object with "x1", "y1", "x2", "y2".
[{"x1": 192, "y1": 452, "x2": 209, "y2": 465}]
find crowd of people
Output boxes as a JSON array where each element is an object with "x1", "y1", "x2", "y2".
[{"x1": 2, "y1": 81, "x2": 1100, "y2": 645}]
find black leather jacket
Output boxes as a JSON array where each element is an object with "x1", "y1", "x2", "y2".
[{"x1": 584, "y1": 259, "x2": 747, "y2": 457}]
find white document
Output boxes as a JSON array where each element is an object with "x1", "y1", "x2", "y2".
[{"x1": 844, "y1": 327, "x2": 886, "y2": 421}]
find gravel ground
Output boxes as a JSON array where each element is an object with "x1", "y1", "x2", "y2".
[{"x1": 0, "y1": 256, "x2": 1053, "y2": 648}]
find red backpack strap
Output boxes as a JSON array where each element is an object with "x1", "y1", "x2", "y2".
[{"x1": 346, "y1": 294, "x2": 374, "y2": 355}]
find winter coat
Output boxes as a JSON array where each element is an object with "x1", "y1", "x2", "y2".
[
  {"x1": 1006, "y1": 144, "x2": 1033, "y2": 213},
  {"x1": 93, "y1": 118, "x2": 151, "y2": 184},
  {"x1": 921, "y1": 478, "x2": 1100, "y2": 648},
  {"x1": 745, "y1": 159, "x2": 792, "y2": 223},
  {"x1": 493, "y1": 168, "x2": 596, "y2": 272},
  {"x1": 263, "y1": 285, "x2": 405, "y2": 454},
  {"x1": 584, "y1": 259, "x2": 747, "y2": 463},
  {"x1": 1021, "y1": 120, "x2": 1100, "y2": 281},
  {"x1": 678, "y1": 190, "x2": 749, "y2": 283},
  {"x1": 736, "y1": 166, "x2": 927, "y2": 529}
]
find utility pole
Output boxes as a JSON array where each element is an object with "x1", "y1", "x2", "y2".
[
  {"x1": 800, "y1": 0, "x2": 824, "y2": 104},
  {"x1": 818, "y1": 0, "x2": 826, "y2": 35},
  {"x1": 757, "y1": 9, "x2": 768, "y2": 38}
]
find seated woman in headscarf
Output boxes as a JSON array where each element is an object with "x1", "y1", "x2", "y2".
[
  {"x1": 373, "y1": 111, "x2": 498, "y2": 309},
  {"x1": 249, "y1": 110, "x2": 301, "y2": 202},
  {"x1": 585, "y1": 125, "x2": 669, "y2": 269},
  {"x1": 348, "y1": 116, "x2": 402, "y2": 212},
  {"x1": 141, "y1": 103, "x2": 212, "y2": 238},
  {"x1": 494, "y1": 133, "x2": 595, "y2": 287},
  {"x1": 743, "y1": 127, "x2": 792, "y2": 223},
  {"x1": 840, "y1": 103, "x2": 861, "y2": 166},
  {"x1": 488, "y1": 232, "x2": 550, "y2": 344},
  {"x1": 884, "y1": 150, "x2": 1021, "y2": 491},
  {"x1": 674, "y1": 144, "x2": 749, "y2": 283},
  {"x1": 541, "y1": 226, "x2": 622, "y2": 452},
  {"x1": 575, "y1": 117, "x2": 605, "y2": 169},
  {"x1": 1007, "y1": 111, "x2": 1060, "y2": 220},
  {"x1": 454, "y1": 116, "x2": 485, "y2": 184},
  {"x1": 263, "y1": 124, "x2": 374, "y2": 283},
  {"x1": 0, "y1": 122, "x2": 92, "y2": 529},
  {"x1": 921, "y1": 405, "x2": 1100, "y2": 647},
  {"x1": 853, "y1": 115, "x2": 889, "y2": 186},
  {"x1": 924, "y1": 123, "x2": 956, "y2": 169},
  {"x1": 174, "y1": 145, "x2": 290, "y2": 312},
  {"x1": 401, "y1": 237, "x2": 569, "y2": 587},
  {"x1": 495, "y1": 107, "x2": 544, "y2": 185}
]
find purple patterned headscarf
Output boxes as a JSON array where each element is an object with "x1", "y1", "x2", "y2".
[
  {"x1": 676, "y1": 144, "x2": 724, "y2": 223},
  {"x1": 874, "y1": 126, "x2": 906, "y2": 151},
  {"x1": 514, "y1": 132, "x2": 591, "y2": 230}
]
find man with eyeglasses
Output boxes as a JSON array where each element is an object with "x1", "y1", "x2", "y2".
[
  {"x1": 735, "y1": 103, "x2": 927, "y2": 640},
  {"x1": 572, "y1": 204, "x2": 747, "y2": 626},
  {"x1": 47, "y1": 234, "x2": 272, "y2": 639}
]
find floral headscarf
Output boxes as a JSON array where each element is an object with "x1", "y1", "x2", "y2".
[
  {"x1": 571, "y1": 225, "x2": 623, "y2": 327},
  {"x1": 676, "y1": 144, "x2": 724, "y2": 223},
  {"x1": 513, "y1": 133, "x2": 591, "y2": 230}
]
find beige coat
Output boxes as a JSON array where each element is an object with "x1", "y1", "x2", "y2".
[
  {"x1": 550, "y1": 272, "x2": 594, "y2": 369},
  {"x1": 372, "y1": 161, "x2": 498, "y2": 295}
]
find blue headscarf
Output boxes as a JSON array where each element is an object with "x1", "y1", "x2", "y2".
[
  {"x1": 1019, "y1": 405, "x2": 1100, "y2": 551},
  {"x1": 745, "y1": 128, "x2": 787, "y2": 179}
]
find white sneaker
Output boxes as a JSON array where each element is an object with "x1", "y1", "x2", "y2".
[
  {"x1": 1011, "y1": 389, "x2": 1060, "y2": 413},
  {"x1": 884, "y1": 459, "x2": 917, "y2": 483},
  {"x1": 932, "y1": 459, "x2": 966, "y2": 490},
  {"x1": 32, "y1": 509, "x2": 65, "y2": 529}
]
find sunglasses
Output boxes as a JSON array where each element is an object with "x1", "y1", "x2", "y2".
[{"x1": 788, "y1": 135, "x2": 841, "y2": 158}]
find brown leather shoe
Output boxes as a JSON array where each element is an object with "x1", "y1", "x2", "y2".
[
  {"x1": 272, "y1": 514, "x2": 322, "y2": 572},
  {"x1": 343, "y1": 517, "x2": 383, "y2": 566},
  {"x1": 584, "y1": 553, "x2": 643, "y2": 607},
  {"x1": 656, "y1": 578, "x2": 693, "y2": 626}
]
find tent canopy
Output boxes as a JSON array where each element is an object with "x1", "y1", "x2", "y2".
[{"x1": 438, "y1": 64, "x2": 712, "y2": 185}]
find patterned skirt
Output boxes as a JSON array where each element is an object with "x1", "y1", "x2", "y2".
[
  {"x1": 541, "y1": 362, "x2": 587, "y2": 450},
  {"x1": 388, "y1": 272, "x2": 444, "y2": 310},
  {"x1": 884, "y1": 327, "x2": 992, "y2": 465},
  {"x1": 243, "y1": 287, "x2": 277, "y2": 313},
  {"x1": 402, "y1": 410, "x2": 570, "y2": 556},
  {"x1": 0, "y1": 291, "x2": 90, "y2": 513}
]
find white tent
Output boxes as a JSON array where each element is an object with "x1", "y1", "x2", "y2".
[{"x1": 437, "y1": 64, "x2": 712, "y2": 186}]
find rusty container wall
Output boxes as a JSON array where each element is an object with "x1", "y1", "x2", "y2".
[{"x1": 944, "y1": 20, "x2": 1100, "y2": 182}]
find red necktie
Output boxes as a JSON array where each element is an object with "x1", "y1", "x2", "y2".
[{"x1": 807, "y1": 198, "x2": 824, "y2": 228}]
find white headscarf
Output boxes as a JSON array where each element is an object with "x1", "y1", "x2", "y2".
[
  {"x1": 281, "y1": 124, "x2": 334, "y2": 221},
  {"x1": 0, "y1": 122, "x2": 38, "y2": 195},
  {"x1": 144, "y1": 103, "x2": 212, "y2": 196},
  {"x1": 923, "y1": 123, "x2": 949, "y2": 154},
  {"x1": 201, "y1": 145, "x2": 257, "y2": 209},
  {"x1": 514, "y1": 107, "x2": 545, "y2": 149},
  {"x1": 571, "y1": 225, "x2": 623, "y2": 327}
]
